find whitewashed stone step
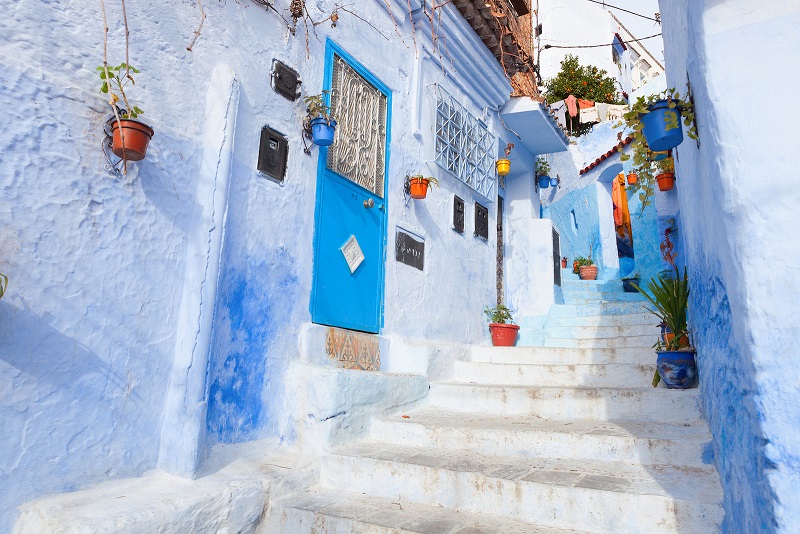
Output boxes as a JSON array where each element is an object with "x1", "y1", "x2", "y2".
[
  {"x1": 561, "y1": 280, "x2": 624, "y2": 292},
  {"x1": 321, "y1": 443, "x2": 723, "y2": 533},
  {"x1": 530, "y1": 334, "x2": 655, "y2": 349},
  {"x1": 543, "y1": 323, "x2": 659, "y2": 339},
  {"x1": 469, "y1": 346, "x2": 653, "y2": 365},
  {"x1": 546, "y1": 312, "x2": 657, "y2": 327},
  {"x1": 370, "y1": 409, "x2": 713, "y2": 467},
  {"x1": 454, "y1": 361, "x2": 655, "y2": 388},
  {"x1": 429, "y1": 383, "x2": 702, "y2": 422},
  {"x1": 263, "y1": 488, "x2": 579, "y2": 534},
  {"x1": 549, "y1": 302, "x2": 648, "y2": 317},
  {"x1": 564, "y1": 294, "x2": 646, "y2": 304}
]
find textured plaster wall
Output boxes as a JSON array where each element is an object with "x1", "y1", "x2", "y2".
[
  {"x1": 0, "y1": 0, "x2": 524, "y2": 526},
  {"x1": 660, "y1": 1, "x2": 800, "y2": 531}
]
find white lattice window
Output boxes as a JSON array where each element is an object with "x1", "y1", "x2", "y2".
[{"x1": 435, "y1": 87, "x2": 496, "y2": 199}]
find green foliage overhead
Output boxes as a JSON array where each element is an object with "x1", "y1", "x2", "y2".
[
  {"x1": 484, "y1": 304, "x2": 514, "y2": 325},
  {"x1": 545, "y1": 55, "x2": 624, "y2": 105},
  {"x1": 304, "y1": 91, "x2": 335, "y2": 123},
  {"x1": 535, "y1": 157, "x2": 550, "y2": 177}
]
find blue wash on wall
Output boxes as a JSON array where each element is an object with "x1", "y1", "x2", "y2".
[{"x1": 205, "y1": 246, "x2": 299, "y2": 445}]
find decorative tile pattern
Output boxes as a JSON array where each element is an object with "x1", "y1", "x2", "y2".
[{"x1": 325, "y1": 327, "x2": 381, "y2": 371}]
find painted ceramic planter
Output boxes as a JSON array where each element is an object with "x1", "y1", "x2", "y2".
[
  {"x1": 310, "y1": 117, "x2": 337, "y2": 146},
  {"x1": 538, "y1": 176, "x2": 550, "y2": 189},
  {"x1": 496, "y1": 159, "x2": 510, "y2": 176},
  {"x1": 489, "y1": 323, "x2": 520, "y2": 346},
  {"x1": 626, "y1": 172, "x2": 638, "y2": 185},
  {"x1": 642, "y1": 100, "x2": 684, "y2": 151},
  {"x1": 656, "y1": 172, "x2": 675, "y2": 191},
  {"x1": 111, "y1": 119, "x2": 154, "y2": 161},
  {"x1": 408, "y1": 176, "x2": 430, "y2": 199},
  {"x1": 656, "y1": 350, "x2": 698, "y2": 389},
  {"x1": 579, "y1": 265, "x2": 598, "y2": 280},
  {"x1": 622, "y1": 277, "x2": 639, "y2": 292}
]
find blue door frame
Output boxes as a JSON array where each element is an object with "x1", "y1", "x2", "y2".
[{"x1": 310, "y1": 39, "x2": 392, "y2": 333}]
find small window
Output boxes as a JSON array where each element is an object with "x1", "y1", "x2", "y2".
[
  {"x1": 453, "y1": 196, "x2": 465, "y2": 234},
  {"x1": 475, "y1": 202, "x2": 489, "y2": 240}
]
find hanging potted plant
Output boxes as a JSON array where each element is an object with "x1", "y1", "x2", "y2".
[
  {"x1": 407, "y1": 175, "x2": 439, "y2": 200},
  {"x1": 626, "y1": 171, "x2": 638, "y2": 185},
  {"x1": 484, "y1": 304, "x2": 519, "y2": 347},
  {"x1": 620, "y1": 88, "x2": 698, "y2": 153},
  {"x1": 535, "y1": 157, "x2": 551, "y2": 189},
  {"x1": 98, "y1": 63, "x2": 154, "y2": 163},
  {"x1": 496, "y1": 143, "x2": 513, "y2": 176},
  {"x1": 655, "y1": 157, "x2": 675, "y2": 191},
  {"x1": 630, "y1": 266, "x2": 697, "y2": 389},
  {"x1": 304, "y1": 91, "x2": 337, "y2": 146}
]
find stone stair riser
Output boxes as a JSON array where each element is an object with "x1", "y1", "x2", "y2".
[
  {"x1": 321, "y1": 454, "x2": 722, "y2": 533},
  {"x1": 543, "y1": 324, "x2": 660, "y2": 339},
  {"x1": 454, "y1": 362, "x2": 656, "y2": 388},
  {"x1": 527, "y1": 335, "x2": 656, "y2": 349},
  {"x1": 545, "y1": 313, "x2": 657, "y2": 327},
  {"x1": 469, "y1": 346, "x2": 657, "y2": 365},
  {"x1": 548, "y1": 303, "x2": 649, "y2": 317},
  {"x1": 429, "y1": 384, "x2": 703, "y2": 422}
]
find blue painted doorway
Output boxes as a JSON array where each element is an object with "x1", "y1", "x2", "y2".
[{"x1": 310, "y1": 41, "x2": 392, "y2": 333}]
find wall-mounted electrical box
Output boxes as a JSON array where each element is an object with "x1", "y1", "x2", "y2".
[
  {"x1": 257, "y1": 126, "x2": 288, "y2": 183},
  {"x1": 271, "y1": 59, "x2": 301, "y2": 101}
]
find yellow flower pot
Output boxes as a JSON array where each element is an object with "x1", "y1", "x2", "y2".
[{"x1": 496, "y1": 159, "x2": 510, "y2": 176}]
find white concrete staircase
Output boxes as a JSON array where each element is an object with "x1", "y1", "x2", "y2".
[{"x1": 264, "y1": 280, "x2": 724, "y2": 533}]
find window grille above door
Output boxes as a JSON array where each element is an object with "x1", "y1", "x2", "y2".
[{"x1": 326, "y1": 54, "x2": 388, "y2": 198}]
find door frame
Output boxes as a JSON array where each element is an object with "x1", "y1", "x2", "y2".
[{"x1": 309, "y1": 39, "x2": 393, "y2": 332}]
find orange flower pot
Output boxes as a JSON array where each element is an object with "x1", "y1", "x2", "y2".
[
  {"x1": 561, "y1": 257, "x2": 568, "y2": 268},
  {"x1": 111, "y1": 119, "x2": 155, "y2": 161},
  {"x1": 627, "y1": 172, "x2": 638, "y2": 185},
  {"x1": 579, "y1": 265, "x2": 598, "y2": 280},
  {"x1": 408, "y1": 177, "x2": 430, "y2": 199},
  {"x1": 573, "y1": 260, "x2": 580, "y2": 274},
  {"x1": 664, "y1": 331, "x2": 690, "y2": 348},
  {"x1": 656, "y1": 172, "x2": 675, "y2": 192},
  {"x1": 489, "y1": 323, "x2": 520, "y2": 346}
]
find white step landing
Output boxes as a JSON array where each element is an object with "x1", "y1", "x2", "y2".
[{"x1": 270, "y1": 279, "x2": 723, "y2": 533}]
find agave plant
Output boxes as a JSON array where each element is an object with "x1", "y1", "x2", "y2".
[{"x1": 631, "y1": 266, "x2": 690, "y2": 351}]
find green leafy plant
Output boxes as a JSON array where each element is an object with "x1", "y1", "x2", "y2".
[
  {"x1": 631, "y1": 265, "x2": 690, "y2": 352},
  {"x1": 535, "y1": 157, "x2": 551, "y2": 177},
  {"x1": 304, "y1": 91, "x2": 335, "y2": 124},
  {"x1": 572, "y1": 255, "x2": 594, "y2": 273},
  {"x1": 0, "y1": 273, "x2": 7, "y2": 300},
  {"x1": 616, "y1": 88, "x2": 697, "y2": 214},
  {"x1": 409, "y1": 175, "x2": 439, "y2": 188},
  {"x1": 655, "y1": 157, "x2": 674, "y2": 174},
  {"x1": 484, "y1": 304, "x2": 514, "y2": 325},
  {"x1": 97, "y1": 63, "x2": 144, "y2": 119}
]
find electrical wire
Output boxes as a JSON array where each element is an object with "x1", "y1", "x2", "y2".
[
  {"x1": 585, "y1": 0, "x2": 661, "y2": 23},
  {"x1": 543, "y1": 32, "x2": 662, "y2": 50}
]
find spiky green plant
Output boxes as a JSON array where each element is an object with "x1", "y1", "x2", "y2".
[{"x1": 631, "y1": 266, "x2": 690, "y2": 351}]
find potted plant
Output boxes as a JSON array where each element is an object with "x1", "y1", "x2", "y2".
[
  {"x1": 304, "y1": 91, "x2": 337, "y2": 146},
  {"x1": 484, "y1": 304, "x2": 520, "y2": 347},
  {"x1": 561, "y1": 256, "x2": 568, "y2": 269},
  {"x1": 496, "y1": 143, "x2": 513, "y2": 176},
  {"x1": 98, "y1": 63, "x2": 154, "y2": 162},
  {"x1": 535, "y1": 157, "x2": 551, "y2": 189},
  {"x1": 626, "y1": 171, "x2": 638, "y2": 185},
  {"x1": 573, "y1": 256, "x2": 597, "y2": 280},
  {"x1": 621, "y1": 274, "x2": 639, "y2": 293},
  {"x1": 0, "y1": 273, "x2": 7, "y2": 300},
  {"x1": 655, "y1": 157, "x2": 675, "y2": 191},
  {"x1": 619, "y1": 88, "x2": 698, "y2": 153},
  {"x1": 631, "y1": 266, "x2": 697, "y2": 389},
  {"x1": 407, "y1": 175, "x2": 439, "y2": 200}
]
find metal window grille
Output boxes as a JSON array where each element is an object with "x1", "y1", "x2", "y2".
[
  {"x1": 327, "y1": 54, "x2": 388, "y2": 198},
  {"x1": 435, "y1": 87, "x2": 496, "y2": 199}
]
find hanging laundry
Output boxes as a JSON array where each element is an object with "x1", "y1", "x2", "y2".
[
  {"x1": 550, "y1": 100, "x2": 567, "y2": 130},
  {"x1": 580, "y1": 106, "x2": 600, "y2": 124},
  {"x1": 595, "y1": 103, "x2": 610, "y2": 122},
  {"x1": 577, "y1": 98, "x2": 595, "y2": 109},
  {"x1": 565, "y1": 95, "x2": 578, "y2": 117},
  {"x1": 606, "y1": 104, "x2": 627, "y2": 121}
]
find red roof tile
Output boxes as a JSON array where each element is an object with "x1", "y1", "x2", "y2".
[{"x1": 579, "y1": 136, "x2": 633, "y2": 175}]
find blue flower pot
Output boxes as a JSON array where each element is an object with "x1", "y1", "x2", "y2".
[
  {"x1": 310, "y1": 118, "x2": 337, "y2": 146},
  {"x1": 622, "y1": 278, "x2": 639, "y2": 293},
  {"x1": 642, "y1": 100, "x2": 684, "y2": 152},
  {"x1": 538, "y1": 176, "x2": 550, "y2": 189},
  {"x1": 549, "y1": 176, "x2": 559, "y2": 187},
  {"x1": 656, "y1": 350, "x2": 697, "y2": 389}
]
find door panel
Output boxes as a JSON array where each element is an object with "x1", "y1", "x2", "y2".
[{"x1": 311, "y1": 42, "x2": 391, "y2": 333}]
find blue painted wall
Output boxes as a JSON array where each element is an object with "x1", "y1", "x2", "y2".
[{"x1": 543, "y1": 185, "x2": 606, "y2": 278}]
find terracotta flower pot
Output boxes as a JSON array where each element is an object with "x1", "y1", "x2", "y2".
[
  {"x1": 408, "y1": 176, "x2": 430, "y2": 199},
  {"x1": 579, "y1": 265, "x2": 598, "y2": 280},
  {"x1": 663, "y1": 331, "x2": 690, "y2": 348},
  {"x1": 627, "y1": 172, "x2": 638, "y2": 185},
  {"x1": 656, "y1": 172, "x2": 675, "y2": 191},
  {"x1": 561, "y1": 258, "x2": 568, "y2": 268},
  {"x1": 489, "y1": 323, "x2": 520, "y2": 346},
  {"x1": 496, "y1": 159, "x2": 510, "y2": 176},
  {"x1": 573, "y1": 260, "x2": 580, "y2": 274},
  {"x1": 111, "y1": 119, "x2": 154, "y2": 161}
]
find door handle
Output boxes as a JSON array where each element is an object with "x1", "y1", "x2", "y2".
[{"x1": 363, "y1": 198, "x2": 375, "y2": 209}]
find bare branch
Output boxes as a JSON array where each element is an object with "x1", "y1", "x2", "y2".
[{"x1": 187, "y1": 0, "x2": 206, "y2": 51}]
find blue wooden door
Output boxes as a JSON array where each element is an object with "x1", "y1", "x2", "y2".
[{"x1": 311, "y1": 42, "x2": 391, "y2": 333}]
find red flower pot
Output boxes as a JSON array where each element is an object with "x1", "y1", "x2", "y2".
[
  {"x1": 409, "y1": 177, "x2": 430, "y2": 199},
  {"x1": 111, "y1": 119, "x2": 154, "y2": 161},
  {"x1": 561, "y1": 258, "x2": 568, "y2": 269},
  {"x1": 489, "y1": 323, "x2": 520, "y2": 346},
  {"x1": 579, "y1": 265, "x2": 598, "y2": 280},
  {"x1": 656, "y1": 172, "x2": 675, "y2": 192},
  {"x1": 627, "y1": 172, "x2": 638, "y2": 185}
]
